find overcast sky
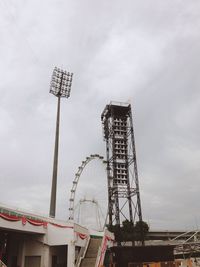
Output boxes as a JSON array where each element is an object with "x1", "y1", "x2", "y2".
[{"x1": 0, "y1": 0, "x2": 200, "y2": 231}]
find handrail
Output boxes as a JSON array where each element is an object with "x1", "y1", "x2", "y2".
[
  {"x1": 96, "y1": 235, "x2": 108, "y2": 267},
  {"x1": 95, "y1": 229, "x2": 115, "y2": 267},
  {"x1": 75, "y1": 235, "x2": 91, "y2": 267},
  {"x1": 95, "y1": 243, "x2": 103, "y2": 267},
  {"x1": 0, "y1": 260, "x2": 7, "y2": 267}
]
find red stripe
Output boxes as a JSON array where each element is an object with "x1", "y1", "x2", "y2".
[
  {"x1": 0, "y1": 212, "x2": 73, "y2": 229},
  {"x1": 76, "y1": 232, "x2": 88, "y2": 240},
  {"x1": 0, "y1": 213, "x2": 21, "y2": 221},
  {"x1": 49, "y1": 222, "x2": 74, "y2": 229}
]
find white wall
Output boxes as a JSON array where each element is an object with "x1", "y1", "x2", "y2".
[
  {"x1": 45, "y1": 224, "x2": 74, "y2": 246},
  {"x1": 23, "y1": 238, "x2": 50, "y2": 267},
  {"x1": 0, "y1": 217, "x2": 45, "y2": 234}
]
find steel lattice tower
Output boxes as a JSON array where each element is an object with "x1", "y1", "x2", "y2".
[{"x1": 101, "y1": 102, "x2": 143, "y2": 241}]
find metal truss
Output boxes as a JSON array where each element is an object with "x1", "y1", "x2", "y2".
[
  {"x1": 173, "y1": 230, "x2": 200, "y2": 258},
  {"x1": 101, "y1": 102, "x2": 143, "y2": 239}
]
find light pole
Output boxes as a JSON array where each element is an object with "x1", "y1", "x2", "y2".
[{"x1": 49, "y1": 67, "x2": 73, "y2": 218}]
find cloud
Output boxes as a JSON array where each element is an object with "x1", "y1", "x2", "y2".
[{"x1": 0, "y1": 0, "x2": 199, "y2": 230}]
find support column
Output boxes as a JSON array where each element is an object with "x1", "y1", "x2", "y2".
[
  {"x1": 18, "y1": 239, "x2": 25, "y2": 267},
  {"x1": 67, "y1": 241, "x2": 75, "y2": 267},
  {"x1": 49, "y1": 96, "x2": 61, "y2": 218}
]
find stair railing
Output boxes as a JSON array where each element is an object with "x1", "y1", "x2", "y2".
[
  {"x1": 0, "y1": 260, "x2": 7, "y2": 267},
  {"x1": 95, "y1": 229, "x2": 115, "y2": 267},
  {"x1": 75, "y1": 235, "x2": 91, "y2": 267},
  {"x1": 95, "y1": 243, "x2": 103, "y2": 267}
]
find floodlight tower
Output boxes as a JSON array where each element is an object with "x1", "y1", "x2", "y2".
[
  {"x1": 49, "y1": 67, "x2": 73, "y2": 218},
  {"x1": 101, "y1": 101, "x2": 144, "y2": 244}
]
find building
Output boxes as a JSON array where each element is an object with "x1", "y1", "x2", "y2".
[{"x1": 0, "y1": 204, "x2": 114, "y2": 267}]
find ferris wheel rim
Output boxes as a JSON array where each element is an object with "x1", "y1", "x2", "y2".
[{"x1": 68, "y1": 154, "x2": 106, "y2": 221}]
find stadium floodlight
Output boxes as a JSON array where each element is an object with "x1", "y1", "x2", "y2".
[
  {"x1": 50, "y1": 67, "x2": 73, "y2": 98},
  {"x1": 49, "y1": 67, "x2": 73, "y2": 218}
]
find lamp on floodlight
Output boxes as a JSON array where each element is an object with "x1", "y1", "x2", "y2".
[
  {"x1": 49, "y1": 67, "x2": 73, "y2": 218},
  {"x1": 50, "y1": 67, "x2": 73, "y2": 98}
]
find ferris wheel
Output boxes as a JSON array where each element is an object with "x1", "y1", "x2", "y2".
[
  {"x1": 68, "y1": 154, "x2": 106, "y2": 223},
  {"x1": 75, "y1": 197, "x2": 105, "y2": 231}
]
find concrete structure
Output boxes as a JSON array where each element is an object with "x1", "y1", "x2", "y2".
[{"x1": 0, "y1": 205, "x2": 114, "y2": 267}]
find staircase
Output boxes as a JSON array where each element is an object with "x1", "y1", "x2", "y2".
[{"x1": 80, "y1": 237, "x2": 102, "y2": 267}]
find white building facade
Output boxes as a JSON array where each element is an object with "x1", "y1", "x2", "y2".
[{"x1": 0, "y1": 205, "x2": 114, "y2": 267}]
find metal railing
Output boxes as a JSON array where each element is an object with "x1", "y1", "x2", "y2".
[
  {"x1": 95, "y1": 244, "x2": 103, "y2": 267},
  {"x1": 0, "y1": 260, "x2": 7, "y2": 267},
  {"x1": 95, "y1": 229, "x2": 115, "y2": 267},
  {"x1": 75, "y1": 235, "x2": 91, "y2": 267}
]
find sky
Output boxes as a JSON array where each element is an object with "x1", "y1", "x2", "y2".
[{"x1": 0, "y1": 0, "x2": 200, "y2": 231}]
